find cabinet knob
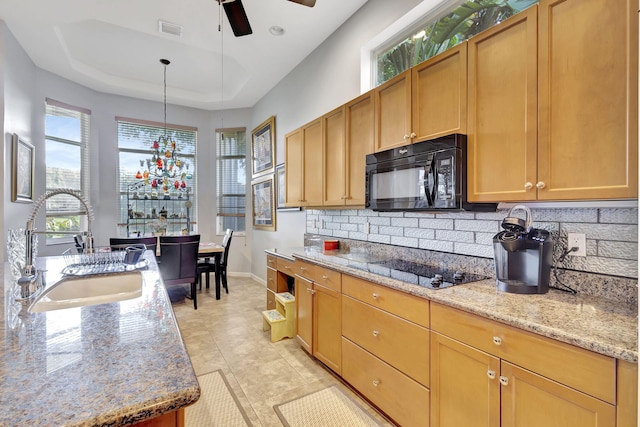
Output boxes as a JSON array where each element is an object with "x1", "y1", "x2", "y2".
[
  {"x1": 487, "y1": 370, "x2": 496, "y2": 380},
  {"x1": 307, "y1": 288, "x2": 315, "y2": 295},
  {"x1": 410, "y1": 132, "x2": 416, "y2": 138},
  {"x1": 372, "y1": 330, "x2": 379, "y2": 337},
  {"x1": 492, "y1": 336, "x2": 502, "y2": 346},
  {"x1": 404, "y1": 134, "x2": 410, "y2": 140},
  {"x1": 499, "y1": 376, "x2": 509, "y2": 386},
  {"x1": 536, "y1": 181, "x2": 546, "y2": 189},
  {"x1": 524, "y1": 182, "x2": 533, "y2": 190},
  {"x1": 372, "y1": 293, "x2": 379, "y2": 299},
  {"x1": 268, "y1": 278, "x2": 273, "y2": 282},
  {"x1": 372, "y1": 379, "x2": 380, "y2": 387}
]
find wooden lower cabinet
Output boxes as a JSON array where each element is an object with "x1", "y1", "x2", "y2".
[
  {"x1": 133, "y1": 409, "x2": 184, "y2": 427},
  {"x1": 294, "y1": 265, "x2": 342, "y2": 375},
  {"x1": 342, "y1": 337, "x2": 430, "y2": 427},
  {"x1": 501, "y1": 361, "x2": 615, "y2": 427},
  {"x1": 431, "y1": 332, "x2": 500, "y2": 427}
]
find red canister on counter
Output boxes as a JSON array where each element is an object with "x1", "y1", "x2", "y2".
[{"x1": 323, "y1": 240, "x2": 339, "y2": 251}]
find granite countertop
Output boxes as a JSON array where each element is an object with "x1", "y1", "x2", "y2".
[
  {"x1": 267, "y1": 247, "x2": 638, "y2": 363},
  {"x1": 0, "y1": 251, "x2": 200, "y2": 426}
]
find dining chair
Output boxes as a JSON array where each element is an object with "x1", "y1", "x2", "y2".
[
  {"x1": 158, "y1": 234, "x2": 201, "y2": 309},
  {"x1": 109, "y1": 236, "x2": 158, "y2": 258},
  {"x1": 196, "y1": 229, "x2": 233, "y2": 294}
]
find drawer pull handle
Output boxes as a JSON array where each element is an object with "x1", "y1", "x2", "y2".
[
  {"x1": 284, "y1": 266, "x2": 290, "y2": 269},
  {"x1": 499, "y1": 376, "x2": 509, "y2": 386},
  {"x1": 372, "y1": 293, "x2": 379, "y2": 299},
  {"x1": 372, "y1": 379, "x2": 380, "y2": 387},
  {"x1": 492, "y1": 336, "x2": 502, "y2": 346},
  {"x1": 372, "y1": 330, "x2": 379, "y2": 337},
  {"x1": 300, "y1": 267, "x2": 307, "y2": 271},
  {"x1": 322, "y1": 275, "x2": 328, "y2": 280}
]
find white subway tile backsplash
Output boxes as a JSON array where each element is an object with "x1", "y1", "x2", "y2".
[
  {"x1": 419, "y1": 218, "x2": 454, "y2": 230},
  {"x1": 306, "y1": 207, "x2": 639, "y2": 279},
  {"x1": 455, "y1": 219, "x2": 501, "y2": 233}
]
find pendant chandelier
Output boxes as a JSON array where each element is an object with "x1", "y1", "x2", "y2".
[{"x1": 135, "y1": 58, "x2": 191, "y2": 199}]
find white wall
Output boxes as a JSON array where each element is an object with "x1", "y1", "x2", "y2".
[{"x1": 248, "y1": 0, "x2": 423, "y2": 280}]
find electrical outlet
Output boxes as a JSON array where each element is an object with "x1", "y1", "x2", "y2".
[
  {"x1": 567, "y1": 233, "x2": 586, "y2": 257},
  {"x1": 364, "y1": 222, "x2": 370, "y2": 234}
]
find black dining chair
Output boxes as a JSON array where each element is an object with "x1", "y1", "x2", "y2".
[
  {"x1": 158, "y1": 234, "x2": 201, "y2": 309},
  {"x1": 109, "y1": 236, "x2": 158, "y2": 258},
  {"x1": 197, "y1": 229, "x2": 233, "y2": 294}
]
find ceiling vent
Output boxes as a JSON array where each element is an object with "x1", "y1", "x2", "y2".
[{"x1": 158, "y1": 20, "x2": 183, "y2": 37}]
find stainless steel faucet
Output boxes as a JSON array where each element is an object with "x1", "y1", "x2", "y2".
[{"x1": 18, "y1": 189, "x2": 94, "y2": 299}]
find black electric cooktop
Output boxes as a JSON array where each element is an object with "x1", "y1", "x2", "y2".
[{"x1": 348, "y1": 258, "x2": 488, "y2": 290}]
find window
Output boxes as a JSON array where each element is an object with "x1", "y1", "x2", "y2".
[
  {"x1": 216, "y1": 129, "x2": 246, "y2": 235},
  {"x1": 44, "y1": 99, "x2": 91, "y2": 244},
  {"x1": 374, "y1": 0, "x2": 539, "y2": 86},
  {"x1": 117, "y1": 118, "x2": 197, "y2": 236}
]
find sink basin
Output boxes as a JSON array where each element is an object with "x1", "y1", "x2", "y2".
[{"x1": 29, "y1": 271, "x2": 144, "y2": 313}]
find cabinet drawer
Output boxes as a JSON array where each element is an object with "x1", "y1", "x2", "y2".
[
  {"x1": 293, "y1": 260, "x2": 316, "y2": 280},
  {"x1": 266, "y1": 266, "x2": 277, "y2": 292},
  {"x1": 276, "y1": 257, "x2": 295, "y2": 275},
  {"x1": 342, "y1": 275, "x2": 429, "y2": 328},
  {"x1": 342, "y1": 337, "x2": 430, "y2": 427},
  {"x1": 266, "y1": 254, "x2": 277, "y2": 269},
  {"x1": 266, "y1": 289, "x2": 276, "y2": 310},
  {"x1": 343, "y1": 295, "x2": 429, "y2": 387},
  {"x1": 314, "y1": 265, "x2": 341, "y2": 292},
  {"x1": 430, "y1": 303, "x2": 616, "y2": 404}
]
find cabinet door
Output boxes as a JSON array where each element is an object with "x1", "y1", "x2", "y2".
[
  {"x1": 313, "y1": 283, "x2": 342, "y2": 375},
  {"x1": 374, "y1": 69, "x2": 412, "y2": 151},
  {"x1": 284, "y1": 128, "x2": 303, "y2": 206},
  {"x1": 302, "y1": 118, "x2": 323, "y2": 206},
  {"x1": 294, "y1": 275, "x2": 313, "y2": 353},
  {"x1": 412, "y1": 42, "x2": 467, "y2": 140},
  {"x1": 323, "y1": 106, "x2": 347, "y2": 206},
  {"x1": 345, "y1": 91, "x2": 374, "y2": 206},
  {"x1": 467, "y1": 6, "x2": 538, "y2": 202},
  {"x1": 537, "y1": 0, "x2": 638, "y2": 200},
  {"x1": 431, "y1": 332, "x2": 500, "y2": 427},
  {"x1": 500, "y1": 361, "x2": 615, "y2": 427}
]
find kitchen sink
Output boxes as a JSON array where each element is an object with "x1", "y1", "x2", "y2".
[{"x1": 28, "y1": 271, "x2": 144, "y2": 313}]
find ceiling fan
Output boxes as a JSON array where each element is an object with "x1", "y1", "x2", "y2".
[{"x1": 218, "y1": 0, "x2": 316, "y2": 37}]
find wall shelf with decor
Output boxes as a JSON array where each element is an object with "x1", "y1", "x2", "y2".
[{"x1": 125, "y1": 181, "x2": 192, "y2": 237}]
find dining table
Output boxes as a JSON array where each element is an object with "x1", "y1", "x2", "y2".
[{"x1": 197, "y1": 242, "x2": 224, "y2": 300}]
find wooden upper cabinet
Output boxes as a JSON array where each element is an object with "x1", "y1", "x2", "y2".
[
  {"x1": 412, "y1": 42, "x2": 468, "y2": 140},
  {"x1": 284, "y1": 128, "x2": 303, "y2": 207},
  {"x1": 302, "y1": 118, "x2": 323, "y2": 206},
  {"x1": 323, "y1": 105, "x2": 347, "y2": 206},
  {"x1": 537, "y1": 0, "x2": 638, "y2": 200},
  {"x1": 374, "y1": 69, "x2": 412, "y2": 151},
  {"x1": 467, "y1": 6, "x2": 538, "y2": 203},
  {"x1": 345, "y1": 90, "x2": 374, "y2": 206}
]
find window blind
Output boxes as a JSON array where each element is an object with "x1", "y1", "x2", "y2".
[{"x1": 216, "y1": 128, "x2": 246, "y2": 233}]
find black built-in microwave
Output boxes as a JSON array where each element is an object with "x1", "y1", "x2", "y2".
[{"x1": 365, "y1": 134, "x2": 496, "y2": 212}]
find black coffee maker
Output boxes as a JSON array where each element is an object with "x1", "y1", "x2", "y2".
[{"x1": 492, "y1": 205, "x2": 553, "y2": 294}]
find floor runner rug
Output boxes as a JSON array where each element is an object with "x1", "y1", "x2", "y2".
[
  {"x1": 274, "y1": 385, "x2": 381, "y2": 427},
  {"x1": 185, "y1": 369, "x2": 251, "y2": 427}
]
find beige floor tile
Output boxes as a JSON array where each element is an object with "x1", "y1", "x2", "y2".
[{"x1": 172, "y1": 275, "x2": 396, "y2": 426}]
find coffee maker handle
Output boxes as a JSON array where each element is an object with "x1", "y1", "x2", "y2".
[{"x1": 504, "y1": 204, "x2": 532, "y2": 233}]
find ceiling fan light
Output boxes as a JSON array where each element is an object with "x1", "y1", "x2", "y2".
[{"x1": 269, "y1": 26, "x2": 285, "y2": 36}]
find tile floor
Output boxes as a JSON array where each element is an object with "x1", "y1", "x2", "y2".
[{"x1": 171, "y1": 276, "x2": 394, "y2": 427}]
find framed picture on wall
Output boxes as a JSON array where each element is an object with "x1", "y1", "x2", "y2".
[
  {"x1": 11, "y1": 134, "x2": 34, "y2": 203},
  {"x1": 251, "y1": 116, "x2": 275, "y2": 178},
  {"x1": 252, "y1": 175, "x2": 276, "y2": 231}
]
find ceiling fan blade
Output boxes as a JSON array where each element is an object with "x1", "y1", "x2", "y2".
[
  {"x1": 222, "y1": 0, "x2": 253, "y2": 37},
  {"x1": 287, "y1": 0, "x2": 316, "y2": 7}
]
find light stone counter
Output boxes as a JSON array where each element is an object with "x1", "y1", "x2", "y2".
[
  {"x1": 267, "y1": 247, "x2": 638, "y2": 363},
  {"x1": 0, "y1": 251, "x2": 200, "y2": 426}
]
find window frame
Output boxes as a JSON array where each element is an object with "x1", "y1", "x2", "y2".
[
  {"x1": 215, "y1": 128, "x2": 247, "y2": 237},
  {"x1": 44, "y1": 98, "x2": 91, "y2": 245}
]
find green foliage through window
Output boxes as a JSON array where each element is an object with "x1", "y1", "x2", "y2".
[{"x1": 376, "y1": 0, "x2": 539, "y2": 85}]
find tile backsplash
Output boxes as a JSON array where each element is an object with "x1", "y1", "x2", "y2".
[{"x1": 306, "y1": 207, "x2": 639, "y2": 279}]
